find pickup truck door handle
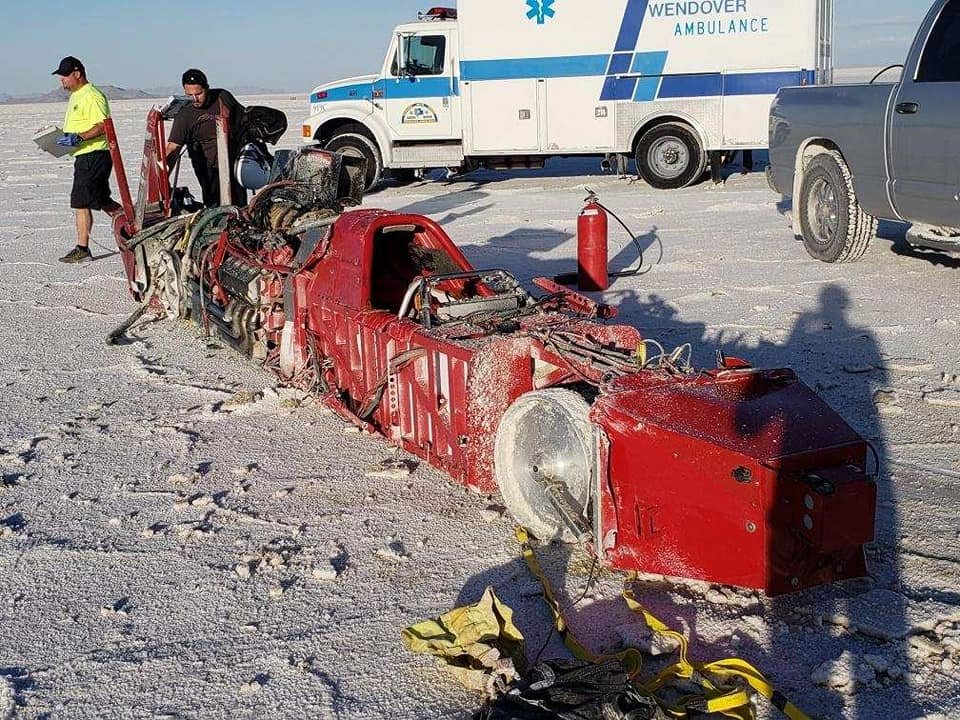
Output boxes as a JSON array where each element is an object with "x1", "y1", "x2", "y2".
[{"x1": 895, "y1": 102, "x2": 920, "y2": 115}]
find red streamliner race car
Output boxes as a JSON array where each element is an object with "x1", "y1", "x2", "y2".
[{"x1": 101, "y1": 108, "x2": 876, "y2": 596}]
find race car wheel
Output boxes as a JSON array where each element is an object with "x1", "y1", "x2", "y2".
[
  {"x1": 635, "y1": 122, "x2": 706, "y2": 190},
  {"x1": 494, "y1": 389, "x2": 596, "y2": 542},
  {"x1": 798, "y1": 151, "x2": 877, "y2": 263},
  {"x1": 324, "y1": 129, "x2": 383, "y2": 192}
]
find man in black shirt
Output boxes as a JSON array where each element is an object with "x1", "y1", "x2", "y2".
[{"x1": 164, "y1": 69, "x2": 247, "y2": 207}]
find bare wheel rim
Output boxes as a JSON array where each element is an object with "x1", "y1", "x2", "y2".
[
  {"x1": 495, "y1": 391, "x2": 594, "y2": 541},
  {"x1": 647, "y1": 136, "x2": 690, "y2": 180},
  {"x1": 808, "y1": 177, "x2": 840, "y2": 245}
]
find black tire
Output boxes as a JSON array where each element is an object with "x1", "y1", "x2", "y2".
[
  {"x1": 324, "y1": 128, "x2": 382, "y2": 192},
  {"x1": 798, "y1": 152, "x2": 877, "y2": 263},
  {"x1": 635, "y1": 123, "x2": 706, "y2": 190}
]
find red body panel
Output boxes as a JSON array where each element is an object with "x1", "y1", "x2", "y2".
[
  {"x1": 593, "y1": 370, "x2": 873, "y2": 594},
  {"x1": 300, "y1": 212, "x2": 578, "y2": 492},
  {"x1": 135, "y1": 109, "x2": 172, "y2": 228},
  {"x1": 108, "y1": 113, "x2": 877, "y2": 594},
  {"x1": 103, "y1": 118, "x2": 136, "y2": 235}
]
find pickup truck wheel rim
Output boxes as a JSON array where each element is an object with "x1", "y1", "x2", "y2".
[
  {"x1": 810, "y1": 178, "x2": 840, "y2": 244},
  {"x1": 647, "y1": 137, "x2": 689, "y2": 180}
]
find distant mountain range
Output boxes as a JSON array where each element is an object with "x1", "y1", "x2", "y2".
[
  {"x1": 0, "y1": 85, "x2": 292, "y2": 105},
  {"x1": 0, "y1": 85, "x2": 157, "y2": 105}
]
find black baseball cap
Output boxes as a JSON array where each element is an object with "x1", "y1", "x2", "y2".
[
  {"x1": 181, "y1": 68, "x2": 209, "y2": 88},
  {"x1": 52, "y1": 56, "x2": 85, "y2": 77}
]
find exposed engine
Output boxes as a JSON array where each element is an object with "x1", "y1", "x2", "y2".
[
  {"x1": 115, "y1": 147, "x2": 366, "y2": 370},
  {"x1": 186, "y1": 227, "x2": 290, "y2": 360}
]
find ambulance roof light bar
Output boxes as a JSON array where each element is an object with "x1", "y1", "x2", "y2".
[{"x1": 419, "y1": 7, "x2": 457, "y2": 20}]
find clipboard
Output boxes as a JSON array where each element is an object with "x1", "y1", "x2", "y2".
[{"x1": 33, "y1": 126, "x2": 74, "y2": 158}]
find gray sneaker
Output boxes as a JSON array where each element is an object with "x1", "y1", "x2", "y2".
[{"x1": 59, "y1": 245, "x2": 92, "y2": 263}]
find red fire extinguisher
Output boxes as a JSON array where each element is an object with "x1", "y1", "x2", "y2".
[{"x1": 578, "y1": 191, "x2": 609, "y2": 292}]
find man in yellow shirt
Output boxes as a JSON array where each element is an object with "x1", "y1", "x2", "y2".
[{"x1": 52, "y1": 56, "x2": 121, "y2": 263}]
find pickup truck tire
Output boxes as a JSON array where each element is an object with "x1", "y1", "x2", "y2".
[
  {"x1": 324, "y1": 130, "x2": 382, "y2": 192},
  {"x1": 798, "y1": 152, "x2": 877, "y2": 263},
  {"x1": 635, "y1": 123, "x2": 706, "y2": 190}
]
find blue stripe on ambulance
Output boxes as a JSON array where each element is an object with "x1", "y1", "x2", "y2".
[
  {"x1": 311, "y1": 84, "x2": 373, "y2": 103},
  {"x1": 657, "y1": 74, "x2": 723, "y2": 99},
  {"x1": 659, "y1": 70, "x2": 816, "y2": 98},
  {"x1": 460, "y1": 55, "x2": 609, "y2": 81},
  {"x1": 603, "y1": 0, "x2": 654, "y2": 99},
  {"x1": 375, "y1": 77, "x2": 459, "y2": 98},
  {"x1": 723, "y1": 70, "x2": 814, "y2": 95},
  {"x1": 630, "y1": 52, "x2": 668, "y2": 101},
  {"x1": 461, "y1": 57, "x2": 810, "y2": 101},
  {"x1": 614, "y1": 0, "x2": 651, "y2": 52},
  {"x1": 311, "y1": 77, "x2": 458, "y2": 104}
]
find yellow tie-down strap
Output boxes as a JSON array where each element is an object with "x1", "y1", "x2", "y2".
[{"x1": 514, "y1": 527, "x2": 813, "y2": 720}]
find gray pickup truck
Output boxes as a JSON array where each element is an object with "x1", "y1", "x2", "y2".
[{"x1": 767, "y1": 0, "x2": 960, "y2": 262}]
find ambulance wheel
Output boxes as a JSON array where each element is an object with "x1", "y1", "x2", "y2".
[
  {"x1": 325, "y1": 129, "x2": 382, "y2": 192},
  {"x1": 798, "y1": 152, "x2": 877, "y2": 263},
  {"x1": 494, "y1": 389, "x2": 595, "y2": 542},
  {"x1": 635, "y1": 123, "x2": 706, "y2": 190}
]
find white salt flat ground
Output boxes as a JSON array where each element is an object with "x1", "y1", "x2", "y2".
[{"x1": 0, "y1": 96, "x2": 957, "y2": 719}]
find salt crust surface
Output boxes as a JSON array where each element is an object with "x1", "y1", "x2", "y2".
[{"x1": 0, "y1": 96, "x2": 957, "y2": 719}]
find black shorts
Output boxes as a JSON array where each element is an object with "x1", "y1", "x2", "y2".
[{"x1": 71, "y1": 150, "x2": 114, "y2": 210}]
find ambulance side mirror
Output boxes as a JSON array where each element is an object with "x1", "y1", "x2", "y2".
[{"x1": 394, "y1": 34, "x2": 409, "y2": 81}]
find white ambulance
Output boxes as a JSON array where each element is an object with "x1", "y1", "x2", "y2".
[{"x1": 301, "y1": 1, "x2": 833, "y2": 190}]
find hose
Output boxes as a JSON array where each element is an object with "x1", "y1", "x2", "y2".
[
  {"x1": 242, "y1": 180, "x2": 298, "y2": 221},
  {"x1": 123, "y1": 214, "x2": 191, "y2": 252},
  {"x1": 106, "y1": 297, "x2": 153, "y2": 345},
  {"x1": 181, "y1": 206, "x2": 240, "y2": 262},
  {"x1": 357, "y1": 348, "x2": 429, "y2": 420},
  {"x1": 591, "y1": 194, "x2": 664, "y2": 279},
  {"x1": 288, "y1": 214, "x2": 339, "y2": 235},
  {"x1": 553, "y1": 194, "x2": 664, "y2": 288}
]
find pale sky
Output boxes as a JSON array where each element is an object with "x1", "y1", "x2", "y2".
[{"x1": 0, "y1": 0, "x2": 935, "y2": 96}]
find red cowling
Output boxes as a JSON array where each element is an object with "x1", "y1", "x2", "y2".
[
  {"x1": 577, "y1": 200, "x2": 608, "y2": 292},
  {"x1": 592, "y1": 368, "x2": 876, "y2": 595}
]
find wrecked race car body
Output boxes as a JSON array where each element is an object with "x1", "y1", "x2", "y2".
[{"x1": 104, "y1": 109, "x2": 876, "y2": 596}]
